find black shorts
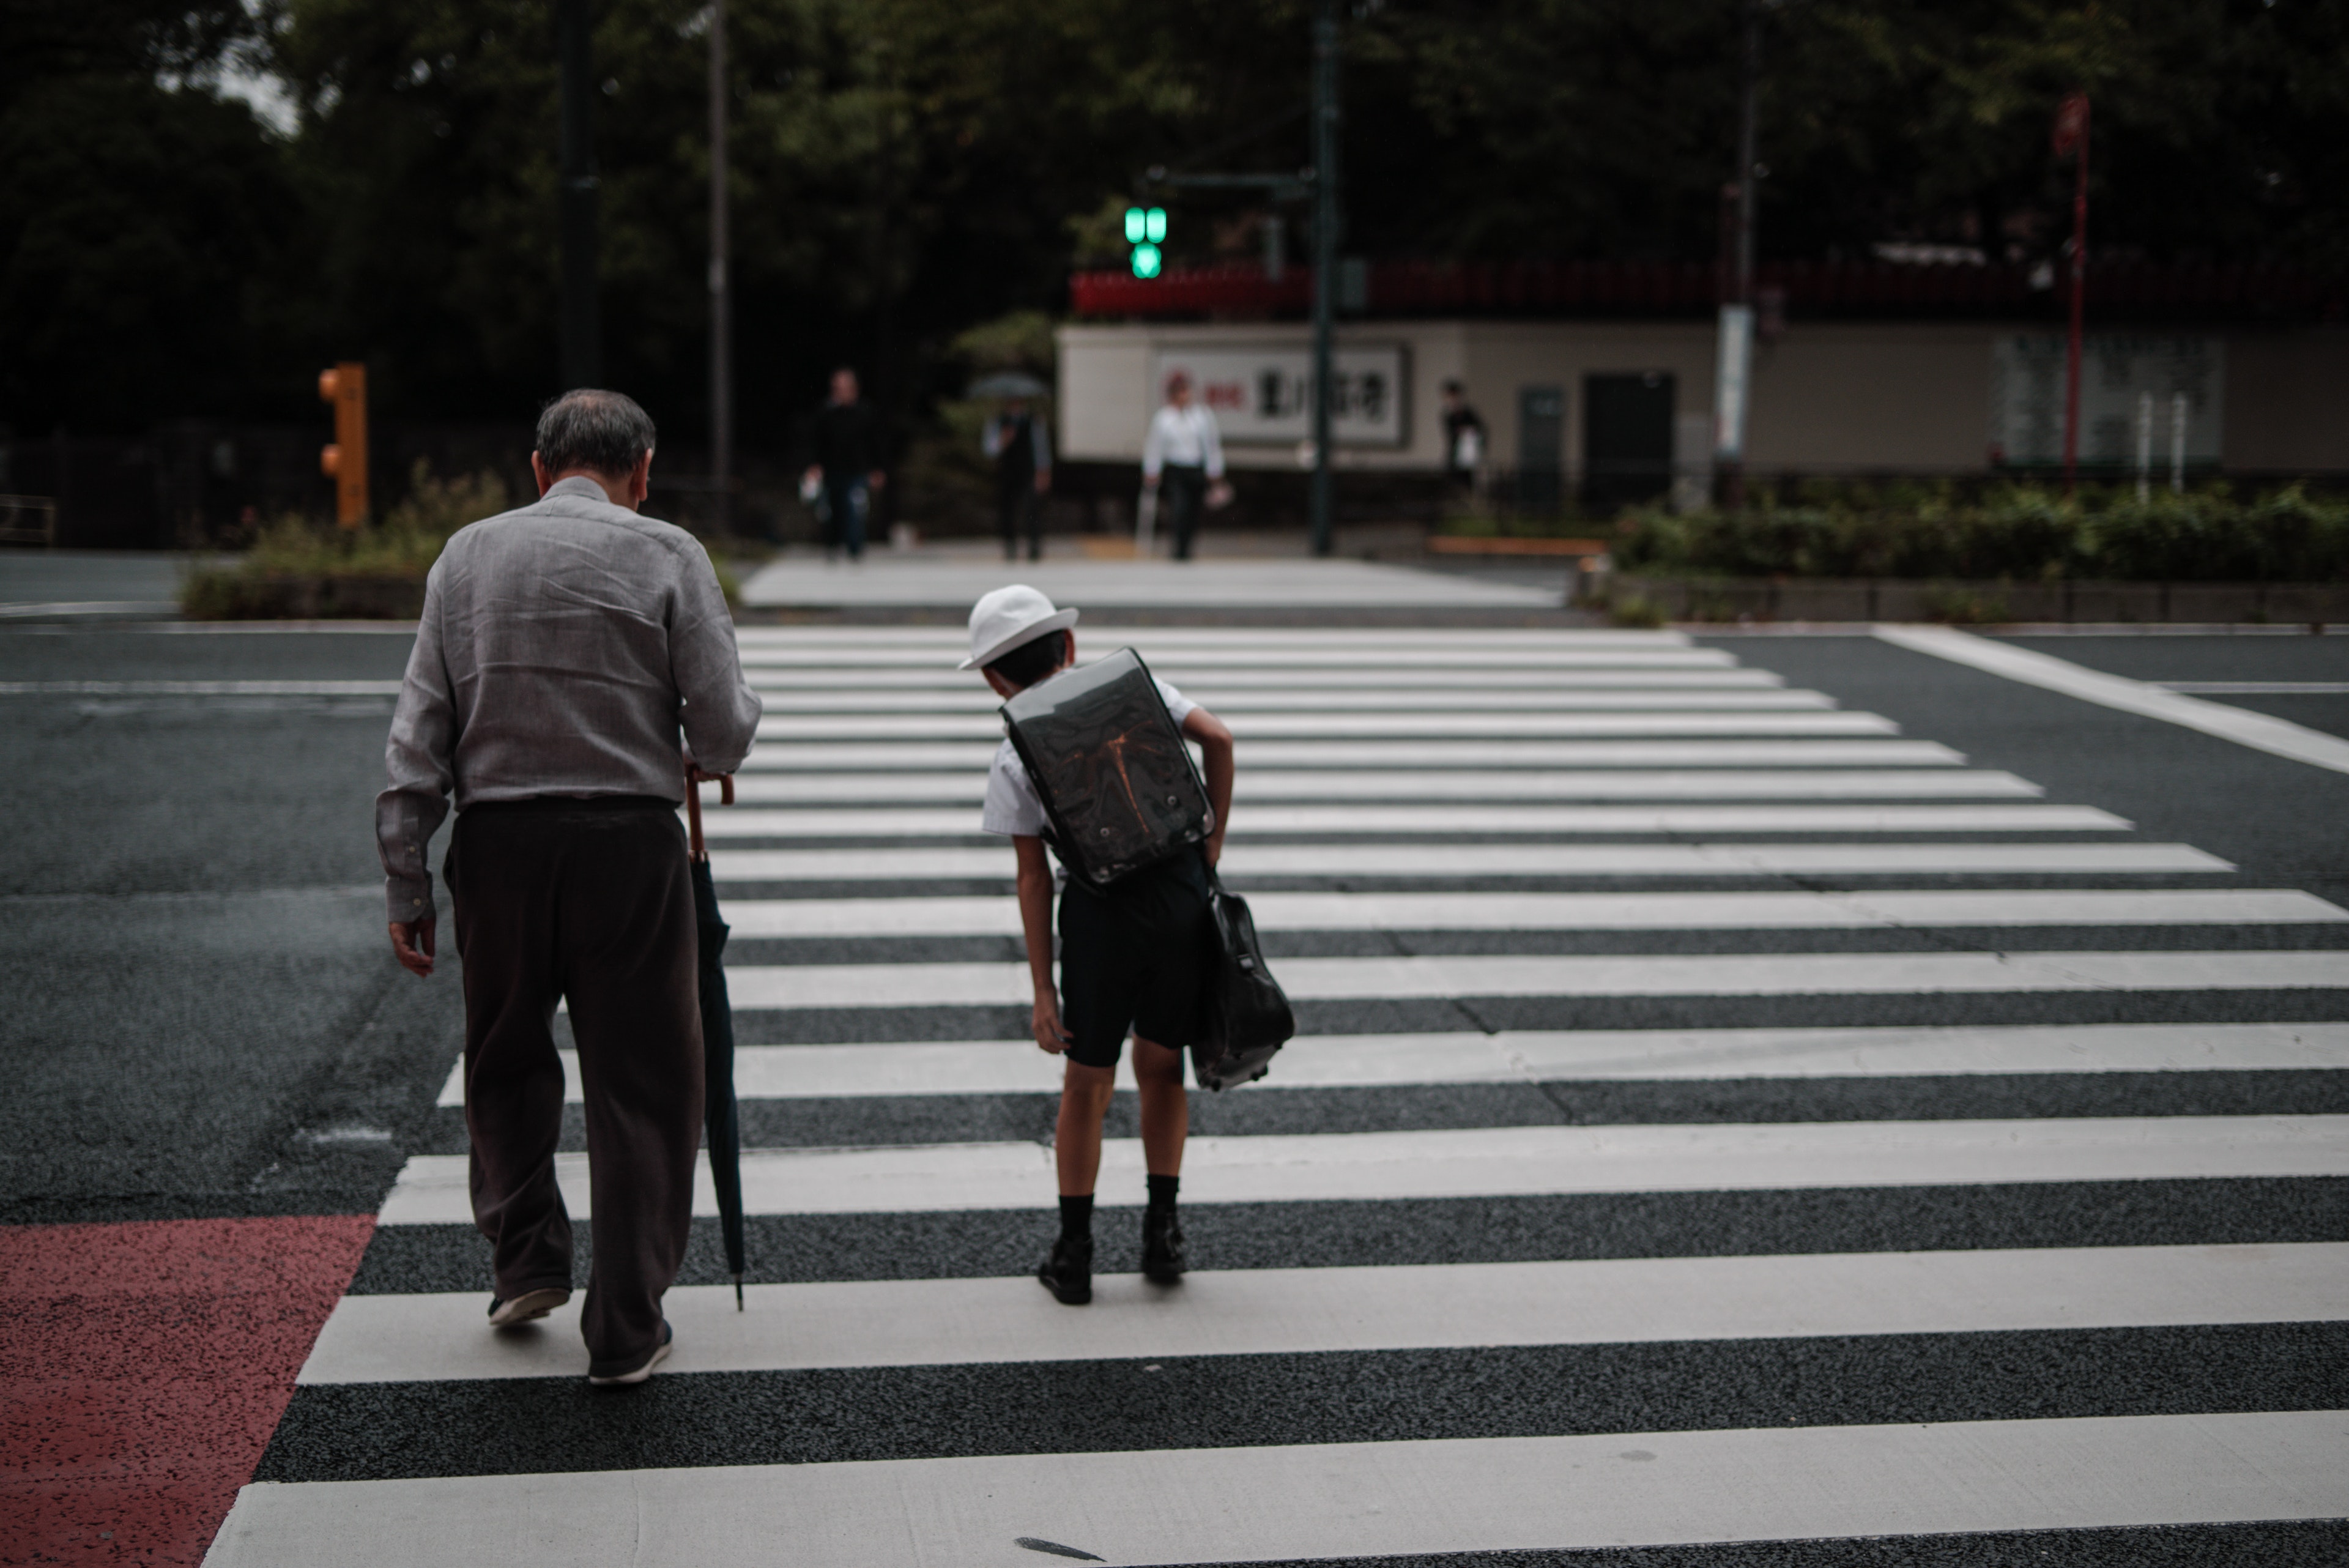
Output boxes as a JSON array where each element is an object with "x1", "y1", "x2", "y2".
[{"x1": 1056, "y1": 850, "x2": 1212, "y2": 1069}]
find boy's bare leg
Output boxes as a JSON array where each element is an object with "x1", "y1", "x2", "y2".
[
  {"x1": 1132, "y1": 1036, "x2": 1189, "y2": 1176},
  {"x1": 1055, "y1": 1061, "x2": 1117, "y2": 1195}
]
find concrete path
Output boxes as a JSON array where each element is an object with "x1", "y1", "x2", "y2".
[{"x1": 739, "y1": 554, "x2": 1562, "y2": 611}]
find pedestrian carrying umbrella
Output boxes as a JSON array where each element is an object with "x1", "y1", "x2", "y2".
[{"x1": 685, "y1": 770, "x2": 746, "y2": 1309}]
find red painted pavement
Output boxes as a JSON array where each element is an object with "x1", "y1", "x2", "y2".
[{"x1": 1, "y1": 1216, "x2": 374, "y2": 1566}]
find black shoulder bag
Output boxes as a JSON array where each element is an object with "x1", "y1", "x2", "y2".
[{"x1": 1192, "y1": 869, "x2": 1294, "y2": 1091}]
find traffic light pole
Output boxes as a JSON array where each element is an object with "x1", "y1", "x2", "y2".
[
  {"x1": 708, "y1": 0, "x2": 732, "y2": 533},
  {"x1": 1308, "y1": 0, "x2": 1340, "y2": 557},
  {"x1": 557, "y1": 0, "x2": 601, "y2": 390},
  {"x1": 1713, "y1": 0, "x2": 1761, "y2": 511}
]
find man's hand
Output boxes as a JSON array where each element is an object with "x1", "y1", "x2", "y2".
[
  {"x1": 686, "y1": 762, "x2": 728, "y2": 789},
  {"x1": 1203, "y1": 828, "x2": 1226, "y2": 868},
  {"x1": 1033, "y1": 991, "x2": 1075, "y2": 1055},
  {"x1": 390, "y1": 917, "x2": 436, "y2": 978}
]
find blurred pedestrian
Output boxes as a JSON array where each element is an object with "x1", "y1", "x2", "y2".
[
  {"x1": 1141, "y1": 372, "x2": 1226, "y2": 562},
  {"x1": 1441, "y1": 378, "x2": 1486, "y2": 493},
  {"x1": 379, "y1": 388, "x2": 762, "y2": 1387},
  {"x1": 984, "y1": 395, "x2": 1053, "y2": 562},
  {"x1": 803, "y1": 366, "x2": 886, "y2": 562}
]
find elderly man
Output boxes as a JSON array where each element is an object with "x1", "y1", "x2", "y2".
[{"x1": 378, "y1": 388, "x2": 762, "y2": 1386}]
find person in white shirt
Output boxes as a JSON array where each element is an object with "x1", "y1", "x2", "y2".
[
  {"x1": 1140, "y1": 372, "x2": 1226, "y2": 561},
  {"x1": 963, "y1": 585, "x2": 1236, "y2": 1306}
]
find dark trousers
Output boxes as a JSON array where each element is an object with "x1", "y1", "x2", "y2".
[
  {"x1": 822, "y1": 477, "x2": 869, "y2": 559},
  {"x1": 445, "y1": 800, "x2": 703, "y2": 1374},
  {"x1": 998, "y1": 485, "x2": 1040, "y2": 561},
  {"x1": 1161, "y1": 464, "x2": 1206, "y2": 560}
]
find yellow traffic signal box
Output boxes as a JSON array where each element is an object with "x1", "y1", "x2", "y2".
[{"x1": 317, "y1": 363, "x2": 369, "y2": 528}]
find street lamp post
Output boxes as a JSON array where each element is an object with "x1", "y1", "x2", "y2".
[
  {"x1": 2052, "y1": 91, "x2": 2090, "y2": 496},
  {"x1": 1308, "y1": 0, "x2": 1340, "y2": 557},
  {"x1": 557, "y1": 0, "x2": 601, "y2": 390},
  {"x1": 1713, "y1": 0, "x2": 1762, "y2": 511},
  {"x1": 708, "y1": 0, "x2": 732, "y2": 535}
]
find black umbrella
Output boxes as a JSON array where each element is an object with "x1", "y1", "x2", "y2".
[
  {"x1": 967, "y1": 370, "x2": 1050, "y2": 399},
  {"x1": 686, "y1": 772, "x2": 746, "y2": 1309}
]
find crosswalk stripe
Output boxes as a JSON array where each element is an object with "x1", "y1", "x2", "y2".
[
  {"x1": 705, "y1": 888, "x2": 2345, "y2": 938},
  {"x1": 739, "y1": 646, "x2": 1741, "y2": 669},
  {"x1": 199, "y1": 1411, "x2": 2349, "y2": 1568},
  {"x1": 748, "y1": 666, "x2": 1789, "y2": 689},
  {"x1": 710, "y1": 842, "x2": 2228, "y2": 881},
  {"x1": 734, "y1": 626, "x2": 1698, "y2": 644},
  {"x1": 724, "y1": 768, "x2": 2039, "y2": 803},
  {"x1": 735, "y1": 739, "x2": 1970, "y2": 769},
  {"x1": 295, "y1": 1243, "x2": 2349, "y2": 1384},
  {"x1": 376, "y1": 1115, "x2": 2349, "y2": 1222},
  {"x1": 710, "y1": 949, "x2": 2349, "y2": 1011},
  {"x1": 435, "y1": 1020, "x2": 2349, "y2": 1109},
  {"x1": 694, "y1": 803, "x2": 2126, "y2": 839},
  {"x1": 757, "y1": 711, "x2": 1902, "y2": 740},
  {"x1": 751, "y1": 686, "x2": 1839, "y2": 712}
]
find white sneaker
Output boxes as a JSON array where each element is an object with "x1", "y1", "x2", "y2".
[
  {"x1": 486, "y1": 1287, "x2": 570, "y2": 1328},
  {"x1": 588, "y1": 1321, "x2": 674, "y2": 1386}
]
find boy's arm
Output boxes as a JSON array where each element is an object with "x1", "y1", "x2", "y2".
[
  {"x1": 1184, "y1": 705, "x2": 1236, "y2": 866},
  {"x1": 1014, "y1": 834, "x2": 1072, "y2": 1053}
]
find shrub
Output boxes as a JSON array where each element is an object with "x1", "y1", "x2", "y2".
[{"x1": 1611, "y1": 481, "x2": 2349, "y2": 582}]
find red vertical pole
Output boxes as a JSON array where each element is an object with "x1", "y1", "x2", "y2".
[{"x1": 2060, "y1": 95, "x2": 2090, "y2": 495}]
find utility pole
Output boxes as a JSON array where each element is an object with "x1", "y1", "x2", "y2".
[
  {"x1": 2052, "y1": 91, "x2": 2090, "y2": 496},
  {"x1": 1308, "y1": 0, "x2": 1340, "y2": 557},
  {"x1": 708, "y1": 0, "x2": 732, "y2": 534},
  {"x1": 557, "y1": 0, "x2": 601, "y2": 389},
  {"x1": 1713, "y1": 0, "x2": 1762, "y2": 510}
]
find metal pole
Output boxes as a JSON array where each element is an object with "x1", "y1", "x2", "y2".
[
  {"x1": 2062, "y1": 99, "x2": 2089, "y2": 495},
  {"x1": 557, "y1": 0, "x2": 601, "y2": 389},
  {"x1": 2135, "y1": 390, "x2": 2152, "y2": 504},
  {"x1": 1713, "y1": 0, "x2": 1761, "y2": 510},
  {"x1": 1308, "y1": 0, "x2": 1339, "y2": 557},
  {"x1": 708, "y1": 0, "x2": 732, "y2": 534},
  {"x1": 2170, "y1": 390, "x2": 2188, "y2": 495}
]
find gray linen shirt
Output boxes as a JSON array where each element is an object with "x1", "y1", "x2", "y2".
[{"x1": 375, "y1": 475, "x2": 763, "y2": 922}]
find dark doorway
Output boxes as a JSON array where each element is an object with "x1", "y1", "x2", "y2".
[
  {"x1": 1516, "y1": 385, "x2": 1565, "y2": 515},
  {"x1": 1583, "y1": 371, "x2": 1675, "y2": 516}
]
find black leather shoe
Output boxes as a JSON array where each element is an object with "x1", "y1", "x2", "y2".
[
  {"x1": 1038, "y1": 1236, "x2": 1093, "y2": 1304},
  {"x1": 1141, "y1": 1209, "x2": 1187, "y2": 1284}
]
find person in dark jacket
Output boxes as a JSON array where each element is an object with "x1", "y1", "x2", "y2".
[
  {"x1": 802, "y1": 367, "x2": 886, "y2": 561},
  {"x1": 982, "y1": 396, "x2": 1053, "y2": 562}
]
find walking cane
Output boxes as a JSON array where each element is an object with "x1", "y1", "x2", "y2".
[{"x1": 686, "y1": 767, "x2": 748, "y2": 1307}]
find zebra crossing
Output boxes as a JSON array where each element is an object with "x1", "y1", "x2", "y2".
[{"x1": 209, "y1": 625, "x2": 2349, "y2": 1566}]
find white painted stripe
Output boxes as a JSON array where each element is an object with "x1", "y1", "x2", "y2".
[
  {"x1": 1876, "y1": 623, "x2": 2349, "y2": 776},
  {"x1": 297, "y1": 1243, "x2": 2349, "y2": 1385},
  {"x1": 0, "y1": 680, "x2": 404, "y2": 696},
  {"x1": 196, "y1": 1412, "x2": 2349, "y2": 1567},
  {"x1": 737, "y1": 647, "x2": 1738, "y2": 669},
  {"x1": 737, "y1": 739, "x2": 1969, "y2": 770},
  {"x1": 435, "y1": 1020, "x2": 2349, "y2": 1107},
  {"x1": 693, "y1": 804, "x2": 2124, "y2": 839},
  {"x1": 750, "y1": 687, "x2": 1838, "y2": 712},
  {"x1": 748, "y1": 666, "x2": 1787, "y2": 689},
  {"x1": 708, "y1": 842, "x2": 2233, "y2": 881},
  {"x1": 735, "y1": 626, "x2": 1697, "y2": 645},
  {"x1": 725, "y1": 769, "x2": 2037, "y2": 804},
  {"x1": 709, "y1": 887, "x2": 2344, "y2": 938},
  {"x1": 755, "y1": 711, "x2": 1901, "y2": 740},
  {"x1": 373, "y1": 1115, "x2": 2349, "y2": 1222},
  {"x1": 2161, "y1": 681, "x2": 2349, "y2": 695},
  {"x1": 716, "y1": 950, "x2": 2349, "y2": 1011}
]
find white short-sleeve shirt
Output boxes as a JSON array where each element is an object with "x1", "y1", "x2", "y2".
[{"x1": 981, "y1": 671, "x2": 1197, "y2": 838}]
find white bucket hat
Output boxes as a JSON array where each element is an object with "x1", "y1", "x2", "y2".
[{"x1": 959, "y1": 583, "x2": 1080, "y2": 671}]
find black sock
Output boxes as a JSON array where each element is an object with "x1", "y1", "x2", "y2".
[
  {"x1": 1146, "y1": 1174, "x2": 1179, "y2": 1213},
  {"x1": 1058, "y1": 1194, "x2": 1094, "y2": 1244}
]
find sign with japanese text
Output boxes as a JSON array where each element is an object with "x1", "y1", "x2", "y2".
[{"x1": 1148, "y1": 344, "x2": 1409, "y2": 447}]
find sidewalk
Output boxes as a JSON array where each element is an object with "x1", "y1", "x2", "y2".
[{"x1": 737, "y1": 537, "x2": 1570, "y2": 620}]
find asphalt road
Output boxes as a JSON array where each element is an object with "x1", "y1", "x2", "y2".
[{"x1": 4, "y1": 608, "x2": 2346, "y2": 1566}]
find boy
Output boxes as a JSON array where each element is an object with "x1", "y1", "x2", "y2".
[{"x1": 962, "y1": 585, "x2": 1236, "y2": 1305}]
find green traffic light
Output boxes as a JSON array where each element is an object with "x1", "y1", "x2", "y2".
[
  {"x1": 1124, "y1": 207, "x2": 1147, "y2": 244},
  {"x1": 1130, "y1": 243, "x2": 1162, "y2": 279},
  {"x1": 1145, "y1": 207, "x2": 1167, "y2": 243}
]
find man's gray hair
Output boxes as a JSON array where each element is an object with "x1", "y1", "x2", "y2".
[{"x1": 535, "y1": 389, "x2": 657, "y2": 478}]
